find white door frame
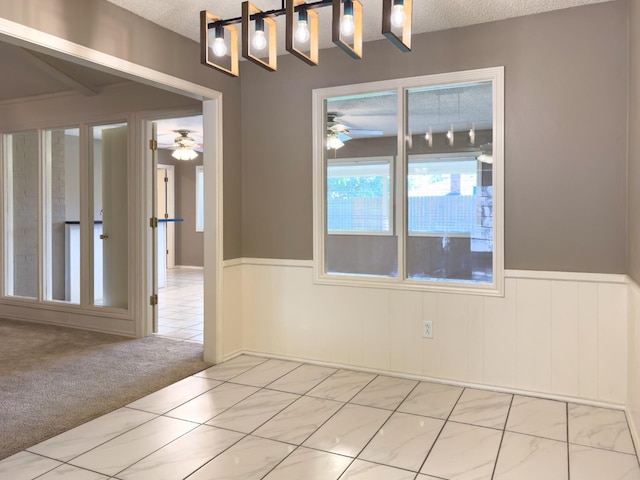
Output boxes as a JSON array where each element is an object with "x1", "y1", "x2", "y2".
[
  {"x1": 157, "y1": 163, "x2": 176, "y2": 269},
  {"x1": 0, "y1": 19, "x2": 225, "y2": 364}
]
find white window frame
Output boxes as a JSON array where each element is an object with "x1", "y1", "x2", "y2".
[
  {"x1": 196, "y1": 165, "x2": 204, "y2": 232},
  {"x1": 312, "y1": 67, "x2": 504, "y2": 296}
]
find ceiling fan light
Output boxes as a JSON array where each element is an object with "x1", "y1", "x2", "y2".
[
  {"x1": 327, "y1": 135, "x2": 345, "y2": 150},
  {"x1": 172, "y1": 147, "x2": 199, "y2": 161}
]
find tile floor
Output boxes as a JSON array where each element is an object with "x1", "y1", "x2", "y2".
[
  {"x1": 155, "y1": 267, "x2": 203, "y2": 344},
  {"x1": 3, "y1": 354, "x2": 640, "y2": 480}
]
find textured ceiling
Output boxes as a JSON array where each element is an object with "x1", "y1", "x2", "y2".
[{"x1": 105, "y1": 0, "x2": 614, "y2": 51}]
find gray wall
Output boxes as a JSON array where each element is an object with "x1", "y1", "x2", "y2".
[
  {"x1": 240, "y1": 1, "x2": 628, "y2": 273},
  {"x1": 0, "y1": 0, "x2": 242, "y2": 260},
  {"x1": 158, "y1": 150, "x2": 204, "y2": 267},
  {"x1": 630, "y1": 0, "x2": 640, "y2": 283}
]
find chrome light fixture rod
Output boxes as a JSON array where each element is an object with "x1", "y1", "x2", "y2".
[{"x1": 209, "y1": 0, "x2": 333, "y2": 28}]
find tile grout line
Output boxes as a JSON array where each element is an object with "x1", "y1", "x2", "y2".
[
  {"x1": 490, "y1": 394, "x2": 514, "y2": 480},
  {"x1": 416, "y1": 386, "x2": 467, "y2": 476}
]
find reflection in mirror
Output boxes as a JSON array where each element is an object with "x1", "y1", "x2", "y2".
[
  {"x1": 319, "y1": 72, "x2": 499, "y2": 289},
  {"x1": 324, "y1": 91, "x2": 398, "y2": 278},
  {"x1": 406, "y1": 82, "x2": 494, "y2": 283}
]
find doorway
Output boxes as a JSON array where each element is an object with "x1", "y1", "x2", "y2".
[{"x1": 153, "y1": 114, "x2": 205, "y2": 344}]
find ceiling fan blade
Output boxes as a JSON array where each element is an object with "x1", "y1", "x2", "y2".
[
  {"x1": 337, "y1": 133, "x2": 352, "y2": 142},
  {"x1": 348, "y1": 129, "x2": 384, "y2": 136}
]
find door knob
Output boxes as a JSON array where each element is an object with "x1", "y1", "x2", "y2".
[{"x1": 100, "y1": 234, "x2": 109, "y2": 240}]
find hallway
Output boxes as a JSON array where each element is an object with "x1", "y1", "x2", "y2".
[{"x1": 155, "y1": 267, "x2": 203, "y2": 344}]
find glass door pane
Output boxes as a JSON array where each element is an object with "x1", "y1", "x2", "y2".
[
  {"x1": 91, "y1": 123, "x2": 128, "y2": 308},
  {"x1": 4, "y1": 131, "x2": 39, "y2": 299},
  {"x1": 44, "y1": 127, "x2": 80, "y2": 303}
]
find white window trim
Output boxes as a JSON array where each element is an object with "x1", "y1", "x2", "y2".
[{"x1": 312, "y1": 66, "x2": 505, "y2": 297}]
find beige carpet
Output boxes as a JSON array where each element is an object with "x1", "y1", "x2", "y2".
[{"x1": 0, "y1": 318, "x2": 212, "y2": 460}]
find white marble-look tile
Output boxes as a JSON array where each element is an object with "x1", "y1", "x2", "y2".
[
  {"x1": 196, "y1": 355, "x2": 268, "y2": 381},
  {"x1": 206, "y1": 389, "x2": 299, "y2": 433},
  {"x1": 70, "y1": 416, "x2": 198, "y2": 476},
  {"x1": 117, "y1": 425, "x2": 244, "y2": 480},
  {"x1": 262, "y1": 447, "x2": 352, "y2": 480},
  {"x1": 303, "y1": 404, "x2": 392, "y2": 457},
  {"x1": 569, "y1": 444, "x2": 640, "y2": 480},
  {"x1": 307, "y1": 370, "x2": 376, "y2": 402},
  {"x1": 254, "y1": 395, "x2": 344, "y2": 444},
  {"x1": 350, "y1": 376, "x2": 418, "y2": 410},
  {"x1": 568, "y1": 404, "x2": 636, "y2": 454},
  {"x1": 127, "y1": 376, "x2": 221, "y2": 414},
  {"x1": 506, "y1": 396, "x2": 567, "y2": 441},
  {"x1": 28, "y1": 407, "x2": 157, "y2": 461},
  {"x1": 230, "y1": 359, "x2": 302, "y2": 387},
  {"x1": 186, "y1": 435, "x2": 294, "y2": 480},
  {"x1": 37, "y1": 464, "x2": 109, "y2": 479},
  {"x1": 267, "y1": 364, "x2": 337, "y2": 394},
  {"x1": 493, "y1": 432, "x2": 568, "y2": 480},
  {"x1": 397, "y1": 381, "x2": 464, "y2": 419},
  {"x1": 339, "y1": 460, "x2": 416, "y2": 480},
  {"x1": 421, "y1": 421, "x2": 503, "y2": 480},
  {"x1": 166, "y1": 382, "x2": 258, "y2": 423},
  {"x1": 358, "y1": 412, "x2": 444, "y2": 471},
  {"x1": 449, "y1": 388, "x2": 513, "y2": 429},
  {"x1": 0, "y1": 452, "x2": 61, "y2": 480}
]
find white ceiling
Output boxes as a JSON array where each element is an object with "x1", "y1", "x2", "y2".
[{"x1": 105, "y1": 0, "x2": 613, "y2": 51}]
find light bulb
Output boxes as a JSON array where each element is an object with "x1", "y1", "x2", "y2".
[
  {"x1": 252, "y1": 29, "x2": 267, "y2": 50},
  {"x1": 295, "y1": 20, "x2": 310, "y2": 43},
  {"x1": 212, "y1": 37, "x2": 227, "y2": 57},
  {"x1": 390, "y1": 4, "x2": 406, "y2": 28},
  {"x1": 341, "y1": 14, "x2": 355, "y2": 36}
]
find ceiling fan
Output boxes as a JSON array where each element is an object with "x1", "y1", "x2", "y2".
[
  {"x1": 326, "y1": 112, "x2": 383, "y2": 150},
  {"x1": 167, "y1": 130, "x2": 200, "y2": 161}
]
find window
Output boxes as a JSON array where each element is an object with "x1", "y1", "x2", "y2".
[
  {"x1": 327, "y1": 157, "x2": 392, "y2": 234},
  {"x1": 196, "y1": 165, "x2": 204, "y2": 232},
  {"x1": 313, "y1": 67, "x2": 504, "y2": 295}
]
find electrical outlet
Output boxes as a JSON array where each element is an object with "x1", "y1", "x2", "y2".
[{"x1": 423, "y1": 320, "x2": 433, "y2": 338}]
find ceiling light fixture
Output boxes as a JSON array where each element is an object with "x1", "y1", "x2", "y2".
[
  {"x1": 382, "y1": 0, "x2": 412, "y2": 51},
  {"x1": 286, "y1": 0, "x2": 319, "y2": 66},
  {"x1": 201, "y1": 0, "x2": 413, "y2": 77},
  {"x1": 171, "y1": 131, "x2": 199, "y2": 161}
]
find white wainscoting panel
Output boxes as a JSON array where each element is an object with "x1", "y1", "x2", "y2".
[
  {"x1": 627, "y1": 279, "x2": 640, "y2": 449},
  {"x1": 230, "y1": 260, "x2": 629, "y2": 404},
  {"x1": 222, "y1": 263, "x2": 243, "y2": 357}
]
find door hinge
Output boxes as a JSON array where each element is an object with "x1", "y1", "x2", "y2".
[
  {"x1": 150, "y1": 294, "x2": 158, "y2": 306},
  {"x1": 150, "y1": 217, "x2": 158, "y2": 228},
  {"x1": 149, "y1": 139, "x2": 158, "y2": 151},
  {"x1": 164, "y1": 176, "x2": 168, "y2": 183}
]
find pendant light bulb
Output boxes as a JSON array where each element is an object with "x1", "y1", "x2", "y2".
[
  {"x1": 341, "y1": 1, "x2": 355, "y2": 36},
  {"x1": 390, "y1": 2, "x2": 406, "y2": 28},
  {"x1": 295, "y1": 20, "x2": 310, "y2": 43},
  {"x1": 211, "y1": 25, "x2": 227, "y2": 57},
  {"x1": 341, "y1": 14, "x2": 355, "y2": 35},
  {"x1": 212, "y1": 37, "x2": 227, "y2": 57},
  {"x1": 252, "y1": 29, "x2": 267, "y2": 50}
]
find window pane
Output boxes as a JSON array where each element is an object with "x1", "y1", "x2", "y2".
[
  {"x1": 327, "y1": 158, "x2": 391, "y2": 233},
  {"x1": 406, "y1": 82, "x2": 494, "y2": 283},
  {"x1": 324, "y1": 91, "x2": 398, "y2": 278},
  {"x1": 5, "y1": 131, "x2": 39, "y2": 298},
  {"x1": 91, "y1": 123, "x2": 128, "y2": 308},
  {"x1": 44, "y1": 128, "x2": 80, "y2": 303}
]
